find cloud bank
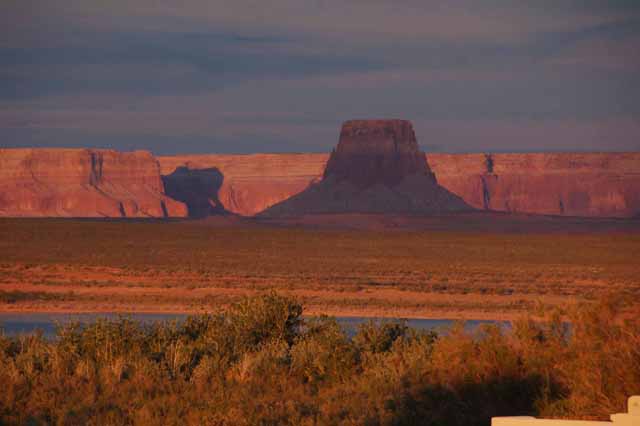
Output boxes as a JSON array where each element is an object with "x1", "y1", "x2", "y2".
[{"x1": 1, "y1": 0, "x2": 639, "y2": 154}]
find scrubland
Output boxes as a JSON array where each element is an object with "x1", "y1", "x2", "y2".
[
  {"x1": 1, "y1": 293, "x2": 638, "y2": 425},
  {"x1": 0, "y1": 218, "x2": 639, "y2": 319},
  {"x1": 1, "y1": 218, "x2": 639, "y2": 425}
]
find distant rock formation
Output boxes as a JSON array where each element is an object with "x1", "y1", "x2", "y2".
[
  {"x1": 259, "y1": 120, "x2": 471, "y2": 216},
  {"x1": 158, "y1": 154, "x2": 326, "y2": 217},
  {"x1": 3, "y1": 138, "x2": 639, "y2": 219},
  {"x1": 323, "y1": 120, "x2": 434, "y2": 187},
  {"x1": 0, "y1": 149, "x2": 187, "y2": 217},
  {"x1": 158, "y1": 150, "x2": 640, "y2": 219},
  {"x1": 428, "y1": 153, "x2": 640, "y2": 218}
]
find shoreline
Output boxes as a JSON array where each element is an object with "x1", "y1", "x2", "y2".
[{"x1": 0, "y1": 304, "x2": 526, "y2": 322}]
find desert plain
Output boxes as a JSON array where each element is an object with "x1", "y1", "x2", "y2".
[{"x1": 1, "y1": 213, "x2": 639, "y2": 321}]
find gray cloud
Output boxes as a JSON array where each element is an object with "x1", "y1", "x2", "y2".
[{"x1": 1, "y1": 0, "x2": 639, "y2": 153}]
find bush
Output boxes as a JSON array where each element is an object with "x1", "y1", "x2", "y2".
[{"x1": 0, "y1": 294, "x2": 638, "y2": 425}]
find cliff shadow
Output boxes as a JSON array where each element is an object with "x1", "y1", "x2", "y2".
[{"x1": 162, "y1": 166, "x2": 230, "y2": 218}]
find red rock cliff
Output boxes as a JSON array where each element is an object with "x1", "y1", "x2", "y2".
[
  {"x1": 159, "y1": 153, "x2": 327, "y2": 216},
  {"x1": 158, "y1": 151, "x2": 640, "y2": 218},
  {"x1": 428, "y1": 152, "x2": 640, "y2": 218},
  {"x1": 9, "y1": 146, "x2": 635, "y2": 219},
  {"x1": 0, "y1": 148, "x2": 187, "y2": 217},
  {"x1": 258, "y1": 120, "x2": 470, "y2": 216},
  {"x1": 324, "y1": 119, "x2": 435, "y2": 186}
]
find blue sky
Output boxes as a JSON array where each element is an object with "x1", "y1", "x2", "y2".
[{"x1": 1, "y1": 0, "x2": 639, "y2": 154}]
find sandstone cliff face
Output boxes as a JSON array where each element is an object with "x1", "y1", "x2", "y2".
[
  {"x1": 159, "y1": 154, "x2": 327, "y2": 217},
  {"x1": 428, "y1": 153, "x2": 640, "y2": 218},
  {"x1": 6, "y1": 147, "x2": 635, "y2": 218},
  {"x1": 158, "y1": 151, "x2": 640, "y2": 218},
  {"x1": 324, "y1": 120, "x2": 435, "y2": 187},
  {"x1": 259, "y1": 120, "x2": 471, "y2": 216},
  {"x1": 7, "y1": 143, "x2": 636, "y2": 219},
  {"x1": 0, "y1": 149, "x2": 187, "y2": 217}
]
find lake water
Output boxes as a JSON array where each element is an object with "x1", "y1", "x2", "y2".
[{"x1": 0, "y1": 313, "x2": 508, "y2": 338}]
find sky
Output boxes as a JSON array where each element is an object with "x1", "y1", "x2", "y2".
[{"x1": 1, "y1": 0, "x2": 640, "y2": 155}]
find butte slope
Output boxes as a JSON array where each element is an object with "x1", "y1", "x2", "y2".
[{"x1": 260, "y1": 120, "x2": 471, "y2": 217}]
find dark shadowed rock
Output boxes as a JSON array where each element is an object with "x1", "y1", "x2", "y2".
[
  {"x1": 324, "y1": 119, "x2": 435, "y2": 187},
  {"x1": 158, "y1": 154, "x2": 326, "y2": 216},
  {"x1": 259, "y1": 120, "x2": 471, "y2": 216},
  {"x1": 162, "y1": 166, "x2": 228, "y2": 218}
]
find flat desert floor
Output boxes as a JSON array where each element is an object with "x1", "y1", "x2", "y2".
[{"x1": 1, "y1": 214, "x2": 639, "y2": 320}]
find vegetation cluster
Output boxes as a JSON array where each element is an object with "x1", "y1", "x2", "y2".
[{"x1": 1, "y1": 294, "x2": 638, "y2": 426}]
